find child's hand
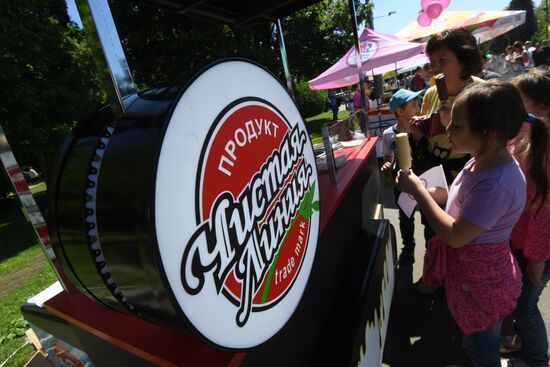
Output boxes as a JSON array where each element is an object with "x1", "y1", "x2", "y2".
[
  {"x1": 409, "y1": 116, "x2": 425, "y2": 140},
  {"x1": 409, "y1": 115, "x2": 423, "y2": 128},
  {"x1": 381, "y1": 162, "x2": 392, "y2": 171},
  {"x1": 410, "y1": 115, "x2": 440, "y2": 140},
  {"x1": 438, "y1": 101, "x2": 452, "y2": 128},
  {"x1": 526, "y1": 260, "x2": 546, "y2": 287},
  {"x1": 396, "y1": 169, "x2": 424, "y2": 195}
]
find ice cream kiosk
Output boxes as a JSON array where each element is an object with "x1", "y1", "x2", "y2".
[{"x1": 0, "y1": 0, "x2": 397, "y2": 366}]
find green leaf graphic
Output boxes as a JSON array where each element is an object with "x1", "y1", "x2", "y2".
[
  {"x1": 312, "y1": 201, "x2": 320, "y2": 211},
  {"x1": 260, "y1": 180, "x2": 320, "y2": 303}
]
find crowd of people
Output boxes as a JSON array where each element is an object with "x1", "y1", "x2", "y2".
[
  {"x1": 486, "y1": 40, "x2": 550, "y2": 78},
  {"x1": 380, "y1": 27, "x2": 550, "y2": 367},
  {"x1": 389, "y1": 38, "x2": 550, "y2": 93}
]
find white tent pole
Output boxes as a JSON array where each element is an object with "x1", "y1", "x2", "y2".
[{"x1": 394, "y1": 62, "x2": 398, "y2": 88}]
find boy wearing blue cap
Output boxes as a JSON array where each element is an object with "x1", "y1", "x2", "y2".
[{"x1": 382, "y1": 89, "x2": 429, "y2": 266}]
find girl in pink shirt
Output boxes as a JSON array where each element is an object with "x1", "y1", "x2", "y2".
[
  {"x1": 506, "y1": 71, "x2": 550, "y2": 367},
  {"x1": 397, "y1": 81, "x2": 550, "y2": 367}
]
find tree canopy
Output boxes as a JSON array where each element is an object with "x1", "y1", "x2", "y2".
[
  {"x1": 109, "y1": 1, "x2": 278, "y2": 87},
  {"x1": 533, "y1": 1, "x2": 550, "y2": 42},
  {"x1": 0, "y1": 0, "x2": 104, "y2": 177},
  {"x1": 278, "y1": 0, "x2": 369, "y2": 80},
  {"x1": 109, "y1": 0, "x2": 369, "y2": 85},
  {"x1": 490, "y1": 0, "x2": 537, "y2": 52},
  {"x1": 0, "y1": 0, "x2": 370, "y2": 183}
]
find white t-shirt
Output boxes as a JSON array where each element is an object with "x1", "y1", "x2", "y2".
[{"x1": 381, "y1": 125, "x2": 398, "y2": 157}]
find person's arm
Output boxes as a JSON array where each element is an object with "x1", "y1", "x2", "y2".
[
  {"x1": 526, "y1": 261, "x2": 546, "y2": 287},
  {"x1": 420, "y1": 87, "x2": 436, "y2": 116},
  {"x1": 397, "y1": 169, "x2": 486, "y2": 247},
  {"x1": 380, "y1": 132, "x2": 394, "y2": 170}
]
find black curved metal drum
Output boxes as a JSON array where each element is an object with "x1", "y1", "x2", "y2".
[{"x1": 49, "y1": 59, "x2": 320, "y2": 350}]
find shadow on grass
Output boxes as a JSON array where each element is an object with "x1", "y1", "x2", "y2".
[{"x1": 0, "y1": 189, "x2": 48, "y2": 262}]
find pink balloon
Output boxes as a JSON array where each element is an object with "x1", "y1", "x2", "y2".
[
  {"x1": 417, "y1": 11, "x2": 432, "y2": 27},
  {"x1": 426, "y1": 2, "x2": 443, "y2": 19},
  {"x1": 421, "y1": 0, "x2": 450, "y2": 10},
  {"x1": 421, "y1": 0, "x2": 435, "y2": 11}
]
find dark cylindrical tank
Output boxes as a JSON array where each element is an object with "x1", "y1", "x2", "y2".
[{"x1": 49, "y1": 84, "x2": 185, "y2": 323}]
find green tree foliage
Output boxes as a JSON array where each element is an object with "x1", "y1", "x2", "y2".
[
  {"x1": 109, "y1": 0, "x2": 368, "y2": 116},
  {"x1": 490, "y1": 0, "x2": 537, "y2": 53},
  {"x1": 109, "y1": 1, "x2": 280, "y2": 87},
  {"x1": 533, "y1": 1, "x2": 550, "y2": 42},
  {"x1": 294, "y1": 80, "x2": 327, "y2": 117},
  {"x1": 0, "y1": 0, "x2": 104, "y2": 177},
  {"x1": 110, "y1": 0, "x2": 368, "y2": 84},
  {"x1": 0, "y1": 0, "x2": 370, "y2": 185},
  {"x1": 282, "y1": 0, "x2": 369, "y2": 80}
]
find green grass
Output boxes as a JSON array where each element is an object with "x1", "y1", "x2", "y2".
[
  {"x1": 305, "y1": 110, "x2": 351, "y2": 145},
  {"x1": 0, "y1": 265, "x2": 56, "y2": 367},
  {"x1": 0, "y1": 182, "x2": 56, "y2": 367},
  {"x1": 0, "y1": 245, "x2": 46, "y2": 279}
]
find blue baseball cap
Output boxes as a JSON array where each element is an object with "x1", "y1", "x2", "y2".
[{"x1": 389, "y1": 89, "x2": 423, "y2": 113}]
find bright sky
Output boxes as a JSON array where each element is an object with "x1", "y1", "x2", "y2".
[
  {"x1": 66, "y1": 0, "x2": 82, "y2": 28},
  {"x1": 67, "y1": 0, "x2": 543, "y2": 34},
  {"x1": 372, "y1": 0, "x2": 543, "y2": 34}
]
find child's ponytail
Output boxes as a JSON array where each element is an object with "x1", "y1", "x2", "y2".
[
  {"x1": 522, "y1": 115, "x2": 550, "y2": 215},
  {"x1": 512, "y1": 71, "x2": 550, "y2": 215}
]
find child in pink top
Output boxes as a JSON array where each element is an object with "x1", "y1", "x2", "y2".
[
  {"x1": 506, "y1": 71, "x2": 550, "y2": 367},
  {"x1": 397, "y1": 81, "x2": 550, "y2": 367}
]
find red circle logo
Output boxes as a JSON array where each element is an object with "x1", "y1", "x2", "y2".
[{"x1": 181, "y1": 98, "x2": 318, "y2": 327}]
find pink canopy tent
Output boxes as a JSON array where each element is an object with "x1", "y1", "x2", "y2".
[
  {"x1": 371, "y1": 53, "x2": 429, "y2": 76},
  {"x1": 308, "y1": 28, "x2": 425, "y2": 90}
]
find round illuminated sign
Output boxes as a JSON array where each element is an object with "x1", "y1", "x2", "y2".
[{"x1": 154, "y1": 60, "x2": 320, "y2": 349}]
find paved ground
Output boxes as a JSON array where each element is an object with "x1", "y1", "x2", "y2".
[{"x1": 378, "y1": 164, "x2": 550, "y2": 367}]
